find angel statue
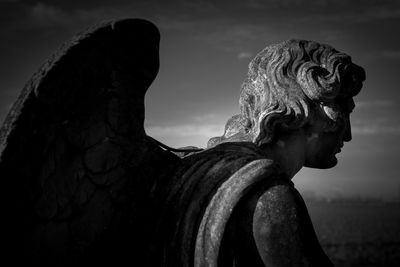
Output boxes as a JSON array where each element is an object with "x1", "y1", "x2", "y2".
[{"x1": 0, "y1": 19, "x2": 365, "y2": 266}]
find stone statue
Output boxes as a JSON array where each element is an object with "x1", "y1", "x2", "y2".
[{"x1": 0, "y1": 19, "x2": 365, "y2": 266}]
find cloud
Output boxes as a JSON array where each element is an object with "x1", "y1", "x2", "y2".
[
  {"x1": 146, "y1": 123, "x2": 223, "y2": 138},
  {"x1": 28, "y1": 3, "x2": 69, "y2": 28},
  {"x1": 19, "y1": 0, "x2": 398, "y2": 53},
  {"x1": 243, "y1": 0, "x2": 266, "y2": 9},
  {"x1": 352, "y1": 118, "x2": 400, "y2": 135},
  {"x1": 174, "y1": 0, "x2": 219, "y2": 13},
  {"x1": 362, "y1": 6, "x2": 400, "y2": 21},
  {"x1": 237, "y1": 52, "x2": 253, "y2": 60},
  {"x1": 192, "y1": 113, "x2": 217, "y2": 122},
  {"x1": 2, "y1": 103, "x2": 13, "y2": 111},
  {"x1": 22, "y1": 1, "x2": 221, "y2": 32},
  {"x1": 364, "y1": 50, "x2": 400, "y2": 61},
  {"x1": 266, "y1": 1, "x2": 400, "y2": 26},
  {"x1": 381, "y1": 51, "x2": 400, "y2": 60},
  {"x1": 339, "y1": 100, "x2": 400, "y2": 135},
  {"x1": 192, "y1": 22, "x2": 272, "y2": 52},
  {"x1": 352, "y1": 124, "x2": 400, "y2": 135},
  {"x1": 23, "y1": 2, "x2": 142, "y2": 30},
  {"x1": 146, "y1": 122, "x2": 224, "y2": 147},
  {"x1": 241, "y1": 0, "x2": 400, "y2": 22},
  {"x1": 12, "y1": 0, "x2": 400, "y2": 33},
  {"x1": 356, "y1": 100, "x2": 395, "y2": 108}
]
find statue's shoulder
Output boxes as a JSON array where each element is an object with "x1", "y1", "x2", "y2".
[
  {"x1": 188, "y1": 143, "x2": 290, "y2": 266},
  {"x1": 174, "y1": 141, "x2": 284, "y2": 184},
  {"x1": 248, "y1": 181, "x2": 333, "y2": 266},
  {"x1": 183, "y1": 141, "x2": 272, "y2": 167}
]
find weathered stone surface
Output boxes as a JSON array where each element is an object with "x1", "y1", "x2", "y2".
[
  {"x1": 84, "y1": 141, "x2": 122, "y2": 174},
  {"x1": 0, "y1": 19, "x2": 365, "y2": 267}
]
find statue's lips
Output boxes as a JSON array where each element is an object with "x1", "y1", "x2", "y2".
[{"x1": 335, "y1": 143, "x2": 344, "y2": 153}]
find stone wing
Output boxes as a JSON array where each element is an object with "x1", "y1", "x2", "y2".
[{"x1": 0, "y1": 19, "x2": 179, "y2": 265}]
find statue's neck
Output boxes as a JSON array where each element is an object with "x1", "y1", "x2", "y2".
[{"x1": 260, "y1": 130, "x2": 306, "y2": 179}]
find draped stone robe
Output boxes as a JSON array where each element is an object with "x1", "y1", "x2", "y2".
[{"x1": 148, "y1": 142, "x2": 291, "y2": 267}]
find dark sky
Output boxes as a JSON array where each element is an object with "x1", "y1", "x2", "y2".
[{"x1": 1, "y1": 0, "x2": 400, "y2": 199}]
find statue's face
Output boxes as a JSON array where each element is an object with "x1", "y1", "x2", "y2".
[{"x1": 304, "y1": 97, "x2": 354, "y2": 169}]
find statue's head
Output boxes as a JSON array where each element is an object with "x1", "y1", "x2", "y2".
[{"x1": 208, "y1": 39, "x2": 365, "y2": 168}]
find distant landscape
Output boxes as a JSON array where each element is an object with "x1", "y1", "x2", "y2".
[{"x1": 304, "y1": 196, "x2": 400, "y2": 267}]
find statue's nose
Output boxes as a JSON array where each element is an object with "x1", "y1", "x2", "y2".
[{"x1": 343, "y1": 119, "x2": 352, "y2": 142}]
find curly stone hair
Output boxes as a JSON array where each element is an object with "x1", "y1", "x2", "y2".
[{"x1": 208, "y1": 39, "x2": 365, "y2": 148}]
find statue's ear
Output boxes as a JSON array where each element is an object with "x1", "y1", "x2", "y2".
[{"x1": 256, "y1": 109, "x2": 288, "y2": 146}]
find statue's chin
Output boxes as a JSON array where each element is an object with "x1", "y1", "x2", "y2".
[{"x1": 304, "y1": 156, "x2": 338, "y2": 169}]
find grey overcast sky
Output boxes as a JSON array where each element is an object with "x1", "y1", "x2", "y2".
[{"x1": 1, "y1": 0, "x2": 399, "y2": 199}]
